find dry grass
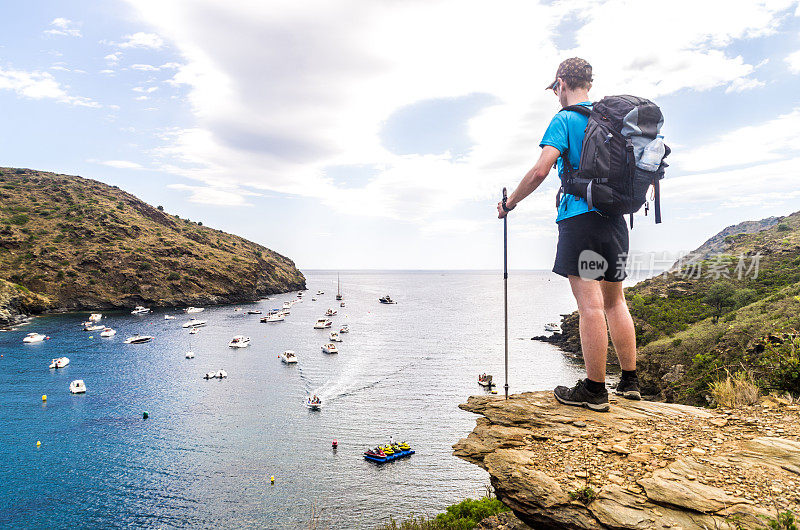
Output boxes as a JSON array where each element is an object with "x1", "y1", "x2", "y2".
[{"x1": 709, "y1": 371, "x2": 762, "y2": 408}]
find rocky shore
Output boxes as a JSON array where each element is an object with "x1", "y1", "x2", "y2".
[{"x1": 455, "y1": 391, "x2": 799, "y2": 529}]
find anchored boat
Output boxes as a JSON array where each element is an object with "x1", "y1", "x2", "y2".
[
  {"x1": 363, "y1": 441, "x2": 414, "y2": 463},
  {"x1": 478, "y1": 374, "x2": 495, "y2": 388},
  {"x1": 49, "y1": 357, "x2": 70, "y2": 369},
  {"x1": 280, "y1": 350, "x2": 297, "y2": 364}
]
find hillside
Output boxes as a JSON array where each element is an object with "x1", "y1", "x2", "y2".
[
  {"x1": 542, "y1": 210, "x2": 800, "y2": 405},
  {"x1": 0, "y1": 168, "x2": 305, "y2": 324}
]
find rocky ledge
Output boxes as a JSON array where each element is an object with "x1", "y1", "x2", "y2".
[{"x1": 454, "y1": 392, "x2": 800, "y2": 529}]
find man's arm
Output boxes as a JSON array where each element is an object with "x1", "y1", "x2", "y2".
[{"x1": 497, "y1": 145, "x2": 561, "y2": 218}]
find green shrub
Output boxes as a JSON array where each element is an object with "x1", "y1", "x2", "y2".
[
  {"x1": 8, "y1": 213, "x2": 29, "y2": 225},
  {"x1": 777, "y1": 223, "x2": 791, "y2": 232},
  {"x1": 166, "y1": 272, "x2": 180, "y2": 281},
  {"x1": 764, "y1": 510, "x2": 798, "y2": 530},
  {"x1": 380, "y1": 495, "x2": 509, "y2": 530}
]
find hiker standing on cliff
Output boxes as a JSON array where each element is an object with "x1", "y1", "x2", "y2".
[{"x1": 497, "y1": 58, "x2": 640, "y2": 412}]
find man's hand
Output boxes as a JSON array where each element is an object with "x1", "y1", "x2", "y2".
[{"x1": 497, "y1": 200, "x2": 511, "y2": 219}]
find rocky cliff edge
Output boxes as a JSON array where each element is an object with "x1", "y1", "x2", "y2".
[{"x1": 454, "y1": 392, "x2": 800, "y2": 529}]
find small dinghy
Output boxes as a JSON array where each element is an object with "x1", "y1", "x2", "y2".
[
  {"x1": 306, "y1": 395, "x2": 322, "y2": 410},
  {"x1": 185, "y1": 351, "x2": 195, "y2": 359},
  {"x1": 89, "y1": 313, "x2": 102, "y2": 322},
  {"x1": 280, "y1": 350, "x2": 297, "y2": 364},
  {"x1": 379, "y1": 295, "x2": 396, "y2": 304},
  {"x1": 69, "y1": 380, "x2": 86, "y2": 394},
  {"x1": 164, "y1": 315, "x2": 176, "y2": 320},
  {"x1": 321, "y1": 343, "x2": 338, "y2": 354},
  {"x1": 325, "y1": 308, "x2": 337, "y2": 316},
  {"x1": 339, "y1": 325, "x2": 349, "y2": 334},
  {"x1": 83, "y1": 324, "x2": 104, "y2": 331},
  {"x1": 182, "y1": 319, "x2": 207, "y2": 328},
  {"x1": 246, "y1": 309, "x2": 262, "y2": 315},
  {"x1": 100, "y1": 328, "x2": 116, "y2": 337},
  {"x1": 329, "y1": 332, "x2": 342, "y2": 343},
  {"x1": 49, "y1": 357, "x2": 70, "y2": 369},
  {"x1": 544, "y1": 322, "x2": 561, "y2": 332},
  {"x1": 124, "y1": 334, "x2": 154, "y2": 344},
  {"x1": 478, "y1": 373, "x2": 495, "y2": 388},
  {"x1": 314, "y1": 318, "x2": 332, "y2": 329},
  {"x1": 189, "y1": 328, "x2": 199, "y2": 335},
  {"x1": 228, "y1": 335, "x2": 250, "y2": 348},
  {"x1": 204, "y1": 369, "x2": 227, "y2": 379}
]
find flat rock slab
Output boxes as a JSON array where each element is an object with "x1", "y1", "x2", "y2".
[{"x1": 454, "y1": 391, "x2": 800, "y2": 530}]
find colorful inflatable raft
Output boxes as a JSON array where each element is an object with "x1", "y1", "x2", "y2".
[{"x1": 363, "y1": 442, "x2": 414, "y2": 463}]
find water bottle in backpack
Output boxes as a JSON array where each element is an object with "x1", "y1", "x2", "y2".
[{"x1": 637, "y1": 135, "x2": 665, "y2": 172}]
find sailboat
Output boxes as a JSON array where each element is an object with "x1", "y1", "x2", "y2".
[{"x1": 335, "y1": 273, "x2": 342, "y2": 301}]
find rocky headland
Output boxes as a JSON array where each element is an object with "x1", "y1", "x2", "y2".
[
  {"x1": 0, "y1": 168, "x2": 305, "y2": 325},
  {"x1": 455, "y1": 392, "x2": 800, "y2": 529}
]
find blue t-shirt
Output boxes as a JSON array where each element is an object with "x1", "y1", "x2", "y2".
[{"x1": 539, "y1": 101, "x2": 594, "y2": 222}]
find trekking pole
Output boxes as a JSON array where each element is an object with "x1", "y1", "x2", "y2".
[{"x1": 502, "y1": 187, "x2": 509, "y2": 400}]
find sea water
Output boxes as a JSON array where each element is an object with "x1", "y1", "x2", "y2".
[{"x1": 0, "y1": 270, "x2": 587, "y2": 529}]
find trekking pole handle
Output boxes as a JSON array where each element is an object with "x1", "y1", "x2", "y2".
[{"x1": 501, "y1": 187, "x2": 515, "y2": 212}]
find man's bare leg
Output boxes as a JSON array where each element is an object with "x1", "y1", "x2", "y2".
[
  {"x1": 599, "y1": 280, "x2": 636, "y2": 371},
  {"x1": 568, "y1": 275, "x2": 607, "y2": 382}
]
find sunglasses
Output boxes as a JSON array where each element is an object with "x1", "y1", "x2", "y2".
[{"x1": 550, "y1": 80, "x2": 560, "y2": 92}]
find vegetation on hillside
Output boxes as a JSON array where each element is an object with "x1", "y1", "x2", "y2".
[
  {"x1": 0, "y1": 167, "x2": 304, "y2": 321},
  {"x1": 379, "y1": 495, "x2": 509, "y2": 530}
]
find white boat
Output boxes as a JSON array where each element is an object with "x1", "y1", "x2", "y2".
[
  {"x1": 83, "y1": 324, "x2": 104, "y2": 331},
  {"x1": 340, "y1": 302, "x2": 345, "y2": 307},
  {"x1": 246, "y1": 309, "x2": 262, "y2": 315},
  {"x1": 322, "y1": 343, "x2": 338, "y2": 354},
  {"x1": 70, "y1": 380, "x2": 86, "y2": 394},
  {"x1": 228, "y1": 335, "x2": 250, "y2": 348},
  {"x1": 311, "y1": 297, "x2": 317, "y2": 301},
  {"x1": 131, "y1": 306, "x2": 151, "y2": 315},
  {"x1": 316, "y1": 290, "x2": 324, "y2": 295},
  {"x1": 478, "y1": 374, "x2": 495, "y2": 388},
  {"x1": 124, "y1": 335, "x2": 154, "y2": 344},
  {"x1": 329, "y1": 332, "x2": 342, "y2": 342},
  {"x1": 23, "y1": 332, "x2": 48, "y2": 343},
  {"x1": 314, "y1": 318, "x2": 332, "y2": 329},
  {"x1": 49, "y1": 357, "x2": 70, "y2": 369},
  {"x1": 164, "y1": 315, "x2": 176, "y2": 320},
  {"x1": 280, "y1": 350, "x2": 298, "y2": 364},
  {"x1": 544, "y1": 322, "x2": 561, "y2": 332},
  {"x1": 325, "y1": 308, "x2": 337, "y2": 316},
  {"x1": 182, "y1": 319, "x2": 207, "y2": 328},
  {"x1": 339, "y1": 325, "x2": 349, "y2": 333},
  {"x1": 185, "y1": 307, "x2": 204, "y2": 313},
  {"x1": 306, "y1": 395, "x2": 322, "y2": 410},
  {"x1": 263, "y1": 312, "x2": 284, "y2": 322},
  {"x1": 189, "y1": 328, "x2": 199, "y2": 335},
  {"x1": 379, "y1": 295, "x2": 396, "y2": 304},
  {"x1": 185, "y1": 351, "x2": 195, "y2": 359},
  {"x1": 99, "y1": 328, "x2": 116, "y2": 337},
  {"x1": 283, "y1": 301, "x2": 292, "y2": 310},
  {"x1": 204, "y1": 369, "x2": 227, "y2": 379},
  {"x1": 89, "y1": 313, "x2": 102, "y2": 322}
]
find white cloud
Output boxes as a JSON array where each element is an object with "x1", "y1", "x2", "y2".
[
  {"x1": 677, "y1": 107, "x2": 800, "y2": 171},
  {"x1": 90, "y1": 159, "x2": 143, "y2": 169},
  {"x1": 100, "y1": 69, "x2": 115, "y2": 75},
  {"x1": 123, "y1": 0, "x2": 795, "y2": 224},
  {"x1": 131, "y1": 64, "x2": 159, "y2": 71},
  {"x1": 167, "y1": 183, "x2": 259, "y2": 206},
  {"x1": 0, "y1": 65, "x2": 99, "y2": 107},
  {"x1": 117, "y1": 32, "x2": 164, "y2": 49},
  {"x1": 44, "y1": 18, "x2": 81, "y2": 37},
  {"x1": 104, "y1": 52, "x2": 121, "y2": 64},
  {"x1": 724, "y1": 77, "x2": 765, "y2": 93},
  {"x1": 787, "y1": 49, "x2": 800, "y2": 73},
  {"x1": 133, "y1": 86, "x2": 158, "y2": 93}
]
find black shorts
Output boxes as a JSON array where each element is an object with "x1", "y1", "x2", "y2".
[{"x1": 553, "y1": 212, "x2": 629, "y2": 282}]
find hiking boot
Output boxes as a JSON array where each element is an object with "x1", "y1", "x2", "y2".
[
  {"x1": 553, "y1": 379, "x2": 609, "y2": 412},
  {"x1": 615, "y1": 378, "x2": 641, "y2": 400}
]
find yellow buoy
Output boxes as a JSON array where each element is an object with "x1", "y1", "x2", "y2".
[
  {"x1": 270, "y1": 476, "x2": 275, "y2": 484},
  {"x1": 36, "y1": 441, "x2": 41, "y2": 447},
  {"x1": 42, "y1": 395, "x2": 47, "y2": 401}
]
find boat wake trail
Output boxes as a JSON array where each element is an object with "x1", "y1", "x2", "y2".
[{"x1": 305, "y1": 363, "x2": 413, "y2": 405}]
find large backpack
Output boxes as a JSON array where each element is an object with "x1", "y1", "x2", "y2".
[{"x1": 557, "y1": 95, "x2": 670, "y2": 227}]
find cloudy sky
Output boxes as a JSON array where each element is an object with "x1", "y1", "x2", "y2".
[{"x1": 2, "y1": 0, "x2": 800, "y2": 270}]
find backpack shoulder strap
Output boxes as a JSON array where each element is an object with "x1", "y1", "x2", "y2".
[{"x1": 560, "y1": 104, "x2": 591, "y2": 117}]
